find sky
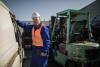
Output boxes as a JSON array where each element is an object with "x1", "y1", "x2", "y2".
[{"x1": 2, "y1": 0, "x2": 95, "y2": 21}]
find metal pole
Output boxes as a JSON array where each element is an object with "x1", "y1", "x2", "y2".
[
  {"x1": 51, "y1": 16, "x2": 57, "y2": 40},
  {"x1": 88, "y1": 12, "x2": 93, "y2": 39},
  {"x1": 66, "y1": 10, "x2": 70, "y2": 44}
]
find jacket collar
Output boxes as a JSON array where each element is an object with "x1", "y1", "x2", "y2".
[{"x1": 34, "y1": 22, "x2": 42, "y2": 30}]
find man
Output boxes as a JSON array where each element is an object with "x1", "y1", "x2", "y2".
[{"x1": 16, "y1": 12, "x2": 50, "y2": 67}]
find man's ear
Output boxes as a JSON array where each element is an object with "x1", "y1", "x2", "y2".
[{"x1": 39, "y1": 16, "x2": 41, "y2": 20}]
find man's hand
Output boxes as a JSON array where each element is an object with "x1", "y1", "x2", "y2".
[
  {"x1": 40, "y1": 52, "x2": 47, "y2": 56},
  {"x1": 36, "y1": 48, "x2": 47, "y2": 56}
]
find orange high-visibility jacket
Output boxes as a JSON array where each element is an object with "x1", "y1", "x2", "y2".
[{"x1": 32, "y1": 25, "x2": 43, "y2": 47}]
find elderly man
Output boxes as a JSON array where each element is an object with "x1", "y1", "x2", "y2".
[{"x1": 16, "y1": 12, "x2": 50, "y2": 67}]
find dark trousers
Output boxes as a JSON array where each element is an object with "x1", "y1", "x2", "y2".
[{"x1": 30, "y1": 46, "x2": 48, "y2": 67}]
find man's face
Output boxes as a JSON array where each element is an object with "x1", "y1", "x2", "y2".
[{"x1": 32, "y1": 17, "x2": 40, "y2": 26}]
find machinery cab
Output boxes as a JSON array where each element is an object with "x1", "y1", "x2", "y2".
[{"x1": 51, "y1": 9, "x2": 93, "y2": 43}]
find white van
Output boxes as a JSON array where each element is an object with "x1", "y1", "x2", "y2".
[{"x1": 0, "y1": 1, "x2": 23, "y2": 67}]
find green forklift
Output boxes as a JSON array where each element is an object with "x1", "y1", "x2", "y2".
[{"x1": 50, "y1": 9, "x2": 100, "y2": 67}]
